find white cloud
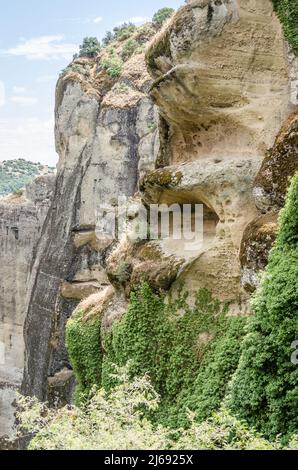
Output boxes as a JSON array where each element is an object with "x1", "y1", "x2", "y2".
[
  {"x1": 0, "y1": 117, "x2": 57, "y2": 166},
  {"x1": 12, "y1": 86, "x2": 26, "y2": 94},
  {"x1": 11, "y1": 96, "x2": 38, "y2": 106},
  {"x1": 36, "y1": 74, "x2": 57, "y2": 83},
  {"x1": 93, "y1": 16, "x2": 103, "y2": 24},
  {"x1": 0, "y1": 81, "x2": 5, "y2": 107},
  {"x1": 128, "y1": 16, "x2": 150, "y2": 24},
  {"x1": 4, "y1": 35, "x2": 77, "y2": 61},
  {"x1": 116, "y1": 16, "x2": 149, "y2": 26},
  {"x1": 56, "y1": 16, "x2": 104, "y2": 25},
  {"x1": 56, "y1": 17, "x2": 89, "y2": 23}
]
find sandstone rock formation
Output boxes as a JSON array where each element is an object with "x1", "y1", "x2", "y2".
[
  {"x1": 1, "y1": 0, "x2": 298, "y2": 443},
  {"x1": 241, "y1": 109, "x2": 298, "y2": 291},
  {"x1": 21, "y1": 0, "x2": 298, "y2": 406},
  {"x1": 143, "y1": 0, "x2": 296, "y2": 305},
  {"x1": 0, "y1": 176, "x2": 54, "y2": 441},
  {"x1": 22, "y1": 29, "x2": 159, "y2": 404},
  {"x1": 240, "y1": 212, "x2": 278, "y2": 292},
  {"x1": 254, "y1": 111, "x2": 298, "y2": 213}
]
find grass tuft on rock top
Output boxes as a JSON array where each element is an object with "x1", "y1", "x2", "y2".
[{"x1": 227, "y1": 171, "x2": 298, "y2": 441}]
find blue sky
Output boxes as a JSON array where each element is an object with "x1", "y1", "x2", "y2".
[{"x1": 0, "y1": 0, "x2": 182, "y2": 166}]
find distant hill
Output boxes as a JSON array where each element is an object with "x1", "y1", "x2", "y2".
[{"x1": 0, "y1": 159, "x2": 55, "y2": 197}]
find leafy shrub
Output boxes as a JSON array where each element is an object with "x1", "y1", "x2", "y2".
[
  {"x1": 16, "y1": 366, "x2": 171, "y2": 450},
  {"x1": 101, "y1": 53, "x2": 123, "y2": 77},
  {"x1": 148, "y1": 121, "x2": 158, "y2": 132},
  {"x1": 175, "y1": 409, "x2": 279, "y2": 450},
  {"x1": 113, "y1": 82, "x2": 130, "y2": 94},
  {"x1": 152, "y1": 8, "x2": 175, "y2": 27},
  {"x1": 228, "y1": 171, "x2": 298, "y2": 441},
  {"x1": 113, "y1": 22, "x2": 136, "y2": 41},
  {"x1": 121, "y1": 39, "x2": 139, "y2": 61},
  {"x1": 60, "y1": 64, "x2": 85, "y2": 77},
  {"x1": 78, "y1": 37, "x2": 101, "y2": 58},
  {"x1": 271, "y1": 0, "x2": 298, "y2": 55},
  {"x1": 16, "y1": 369, "x2": 297, "y2": 450}
]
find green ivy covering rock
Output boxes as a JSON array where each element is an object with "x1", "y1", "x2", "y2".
[
  {"x1": 66, "y1": 309, "x2": 103, "y2": 405},
  {"x1": 67, "y1": 283, "x2": 246, "y2": 428},
  {"x1": 228, "y1": 171, "x2": 298, "y2": 441}
]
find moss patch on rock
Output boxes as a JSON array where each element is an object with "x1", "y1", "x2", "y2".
[{"x1": 140, "y1": 168, "x2": 183, "y2": 191}]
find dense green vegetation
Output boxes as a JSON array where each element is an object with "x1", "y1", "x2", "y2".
[
  {"x1": 66, "y1": 283, "x2": 246, "y2": 428},
  {"x1": 101, "y1": 52, "x2": 124, "y2": 78},
  {"x1": 228, "y1": 172, "x2": 298, "y2": 441},
  {"x1": 272, "y1": 0, "x2": 298, "y2": 55},
  {"x1": 65, "y1": 172, "x2": 298, "y2": 443},
  {"x1": 102, "y1": 7, "x2": 175, "y2": 47},
  {"x1": 66, "y1": 309, "x2": 103, "y2": 405},
  {"x1": 17, "y1": 367, "x2": 298, "y2": 450},
  {"x1": 103, "y1": 285, "x2": 246, "y2": 429},
  {"x1": 0, "y1": 159, "x2": 54, "y2": 197}
]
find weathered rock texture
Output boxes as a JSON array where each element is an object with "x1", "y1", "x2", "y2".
[
  {"x1": 240, "y1": 212, "x2": 278, "y2": 292},
  {"x1": 22, "y1": 32, "x2": 159, "y2": 402},
  {"x1": 22, "y1": 0, "x2": 298, "y2": 400},
  {"x1": 1, "y1": 0, "x2": 298, "y2": 440},
  {"x1": 242, "y1": 108, "x2": 298, "y2": 291},
  {"x1": 254, "y1": 111, "x2": 298, "y2": 213},
  {"x1": 0, "y1": 176, "x2": 54, "y2": 439},
  {"x1": 143, "y1": 0, "x2": 296, "y2": 306}
]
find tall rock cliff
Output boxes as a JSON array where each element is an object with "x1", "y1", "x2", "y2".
[
  {"x1": 22, "y1": 27, "x2": 159, "y2": 402},
  {"x1": 1, "y1": 0, "x2": 298, "y2": 443},
  {"x1": 0, "y1": 176, "x2": 54, "y2": 441}
]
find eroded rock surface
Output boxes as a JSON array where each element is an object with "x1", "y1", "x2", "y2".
[
  {"x1": 1, "y1": 0, "x2": 298, "y2": 441},
  {"x1": 0, "y1": 176, "x2": 54, "y2": 439},
  {"x1": 142, "y1": 0, "x2": 296, "y2": 307},
  {"x1": 240, "y1": 212, "x2": 278, "y2": 292},
  {"x1": 254, "y1": 111, "x2": 298, "y2": 213},
  {"x1": 241, "y1": 111, "x2": 298, "y2": 291},
  {"x1": 22, "y1": 36, "x2": 159, "y2": 402}
]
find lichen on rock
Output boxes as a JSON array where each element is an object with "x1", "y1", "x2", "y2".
[
  {"x1": 254, "y1": 111, "x2": 298, "y2": 213},
  {"x1": 240, "y1": 212, "x2": 278, "y2": 292}
]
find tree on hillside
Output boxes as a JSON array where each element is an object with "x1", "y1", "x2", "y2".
[
  {"x1": 152, "y1": 7, "x2": 175, "y2": 26},
  {"x1": 78, "y1": 37, "x2": 101, "y2": 58}
]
